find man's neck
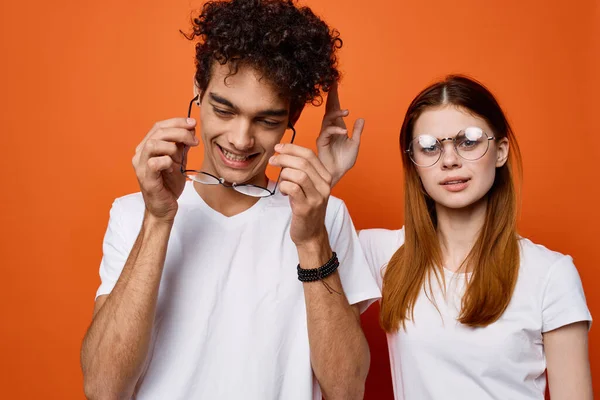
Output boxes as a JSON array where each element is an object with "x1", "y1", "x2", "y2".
[
  {"x1": 190, "y1": 158, "x2": 271, "y2": 216},
  {"x1": 192, "y1": 180, "x2": 263, "y2": 217},
  {"x1": 435, "y1": 197, "x2": 488, "y2": 273}
]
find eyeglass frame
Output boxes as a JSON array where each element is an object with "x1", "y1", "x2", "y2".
[
  {"x1": 405, "y1": 128, "x2": 495, "y2": 167},
  {"x1": 180, "y1": 95, "x2": 297, "y2": 197}
]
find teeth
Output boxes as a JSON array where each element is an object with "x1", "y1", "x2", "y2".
[
  {"x1": 445, "y1": 180, "x2": 466, "y2": 185},
  {"x1": 222, "y1": 147, "x2": 249, "y2": 162}
]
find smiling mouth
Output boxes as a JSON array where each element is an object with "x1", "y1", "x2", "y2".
[{"x1": 217, "y1": 144, "x2": 258, "y2": 162}]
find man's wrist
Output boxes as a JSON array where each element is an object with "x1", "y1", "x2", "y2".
[
  {"x1": 296, "y1": 229, "x2": 332, "y2": 270},
  {"x1": 143, "y1": 211, "x2": 175, "y2": 231}
]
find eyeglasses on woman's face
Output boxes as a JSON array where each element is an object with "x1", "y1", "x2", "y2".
[{"x1": 406, "y1": 127, "x2": 495, "y2": 167}]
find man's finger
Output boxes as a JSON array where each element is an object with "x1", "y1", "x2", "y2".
[
  {"x1": 351, "y1": 118, "x2": 365, "y2": 143},
  {"x1": 316, "y1": 125, "x2": 349, "y2": 147},
  {"x1": 146, "y1": 155, "x2": 174, "y2": 178},
  {"x1": 278, "y1": 180, "x2": 306, "y2": 201},
  {"x1": 279, "y1": 167, "x2": 319, "y2": 199},
  {"x1": 321, "y1": 109, "x2": 348, "y2": 129},
  {"x1": 273, "y1": 144, "x2": 332, "y2": 184},
  {"x1": 138, "y1": 118, "x2": 197, "y2": 151},
  {"x1": 270, "y1": 153, "x2": 332, "y2": 192},
  {"x1": 142, "y1": 128, "x2": 198, "y2": 155},
  {"x1": 325, "y1": 81, "x2": 340, "y2": 113},
  {"x1": 140, "y1": 140, "x2": 188, "y2": 169},
  {"x1": 154, "y1": 117, "x2": 197, "y2": 130}
]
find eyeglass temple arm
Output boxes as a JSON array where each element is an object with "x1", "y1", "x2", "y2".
[
  {"x1": 181, "y1": 95, "x2": 200, "y2": 173},
  {"x1": 271, "y1": 125, "x2": 297, "y2": 193}
]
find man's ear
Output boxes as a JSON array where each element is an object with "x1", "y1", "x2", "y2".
[{"x1": 193, "y1": 77, "x2": 202, "y2": 105}]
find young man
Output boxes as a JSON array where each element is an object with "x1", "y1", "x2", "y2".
[{"x1": 80, "y1": 1, "x2": 379, "y2": 399}]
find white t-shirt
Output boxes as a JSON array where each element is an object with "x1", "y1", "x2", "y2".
[
  {"x1": 359, "y1": 227, "x2": 591, "y2": 400},
  {"x1": 97, "y1": 181, "x2": 381, "y2": 400}
]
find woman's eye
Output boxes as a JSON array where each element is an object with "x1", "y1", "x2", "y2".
[
  {"x1": 421, "y1": 146, "x2": 439, "y2": 154},
  {"x1": 460, "y1": 140, "x2": 477, "y2": 148}
]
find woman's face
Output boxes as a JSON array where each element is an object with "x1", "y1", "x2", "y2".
[{"x1": 411, "y1": 105, "x2": 509, "y2": 210}]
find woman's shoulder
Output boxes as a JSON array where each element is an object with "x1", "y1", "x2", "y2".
[
  {"x1": 359, "y1": 227, "x2": 405, "y2": 266},
  {"x1": 516, "y1": 237, "x2": 583, "y2": 294},
  {"x1": 359, "y1": 227, "x2": 405, "y2": 247},
  {"x1": 518, "y1": 237, "x2": 573, "y2": 274},
  {"x1": 517, "y1": 237, "x2": 591, "y2": 332}
]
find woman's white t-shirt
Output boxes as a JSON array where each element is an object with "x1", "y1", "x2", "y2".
[{"x1": 359, "y1": 227, "x2": 591, "y2": 400}]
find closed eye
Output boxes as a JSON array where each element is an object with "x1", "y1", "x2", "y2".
[
  {"x1": 259, "y1": 119, "x2": 282, "y2": 127},
  {"x1": 213, "y1": 107, "x2": 234, "y2": 117}
]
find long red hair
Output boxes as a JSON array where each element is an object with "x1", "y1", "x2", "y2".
[{"x1": 381, "y1": 75, "x2": 523, "y2": 332}]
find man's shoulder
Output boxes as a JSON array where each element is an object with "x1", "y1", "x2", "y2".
[
  {"x1": 108, "y1": 191, "x2": 145, "y2": 232},
  {"x1": 113, "y1": 191, "x2": 145, "y2": 210},
  {"x1": 324, "y1": 195, "x2": 349, "y2": 226},
  {"x1": 328, "y1": 195, "x2": 351, "y2": 220},
  {"x1": 326, "y1": 195, "x2": 344, "y2": 211}
]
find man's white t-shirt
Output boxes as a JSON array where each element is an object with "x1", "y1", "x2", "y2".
[
  {"x1": 97, "y1": 181, "x2": 381, "y2": 400},
  {"x1": 359, "y1": 227, "x2": 591, "y2": 400}
]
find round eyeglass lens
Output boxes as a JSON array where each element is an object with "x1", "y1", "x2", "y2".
[
  {"x1": 455, "y1": 127, "x2": 490, "y2": 161},
  {"x1": 233, "y1": 184, "x2": 272, "y2": 198},
  {"x1": 409, "y1": 135, "x2": 441, "y2": 167},
  {"x1": 186, "y1": 172, "x2": 222, "y2": 185}
]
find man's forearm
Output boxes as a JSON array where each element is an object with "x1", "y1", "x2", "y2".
[
  {"x1": 81, "y1": 213, "x2": 173, "y2": 400},
  {"x1": 298, "y1": 236, "x2": 370, "y2": 400}
]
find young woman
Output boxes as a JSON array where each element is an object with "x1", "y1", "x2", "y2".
[{"x1": 291, "y1": 75, "x2": 593, "y2": 399}]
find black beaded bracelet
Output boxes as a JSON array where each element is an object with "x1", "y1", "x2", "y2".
[{"x1": 297, "y1": 252, "x2": 339, "y2": 282}]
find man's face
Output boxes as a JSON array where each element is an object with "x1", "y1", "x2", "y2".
[{"x1": 196, "y1": 63, "x2": 290, "y2": 187}]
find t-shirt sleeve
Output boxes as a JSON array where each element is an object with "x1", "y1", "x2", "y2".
[
  {"x1": 358, "y1": 228, "x2": 405, "y2": 290},
  {"x1": 541, "y1": 255, "x2": 592, "y2": 333},
  {"x1": 96, "y1": 198, "x2": 136, "y2": 299},
  {"x1": 358, "y1": 229, "x2": 384, "y2": 290},
  {"x1": 328, "y1": 201, "x2": 381, "y2": 313}
]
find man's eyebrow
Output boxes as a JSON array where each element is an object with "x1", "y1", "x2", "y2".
[
  {"x1": 258, "y1": 108, "x2": 288, "y2": 118},
  {"x1": 209, "y1": 92, "x2": 288, "y2": 118},
  {"x1": 209, "y1": 92, "x2": 237, "y2": 110}
]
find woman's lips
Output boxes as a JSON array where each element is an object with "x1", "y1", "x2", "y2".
[{"x1": 440, "y1": 178, "x2": 471, "y2": 192}]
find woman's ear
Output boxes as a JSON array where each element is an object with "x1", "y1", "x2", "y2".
[{"x1": 495, "y1": 137, "x2": 510, "y2": 167}]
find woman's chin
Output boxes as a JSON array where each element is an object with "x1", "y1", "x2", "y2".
[{"x1": 431, "y1": 193, "x2": 487, "y2": 212}]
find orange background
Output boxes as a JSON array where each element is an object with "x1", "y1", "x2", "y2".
[{"x1": 1, "y1": 0, "x2": 598, "y2": 398}]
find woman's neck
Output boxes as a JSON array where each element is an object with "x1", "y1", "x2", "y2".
[{"x1": 435, "y1": 197, "x2": 487, "y2": 272}]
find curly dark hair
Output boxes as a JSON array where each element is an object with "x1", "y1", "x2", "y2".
[{"x1": 183, "y1": 0, "x2": 342, "y2": 121}]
